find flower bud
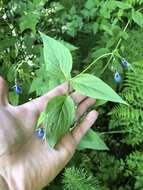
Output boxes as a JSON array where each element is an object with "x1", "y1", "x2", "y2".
[{"x1": 114, "y1": 72, "x2": 122, "y2": 83}]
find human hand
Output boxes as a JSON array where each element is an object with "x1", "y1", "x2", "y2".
[{"x1": 0, "y1": 76, "x2": 98, "y2": 190}]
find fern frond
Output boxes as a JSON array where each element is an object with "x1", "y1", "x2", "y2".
[
  {"x1": 110, "y1": 59, "x2": 143, "y2": 146},
  {"x1": 126, "y1": 0, "x2": 143, "y2": 5},
  {"x1": 62, "y1": 167, "x2": 99, "y2": 190},
  {"x1": 109, "y1": 105, "x2": 143, "y2": 122},
  {"x1": 122, "y1": 30, "x2": 143, "y2": 62},
  {"x1": 124, "y1": 65, "x2": 143, "y2": 92}
]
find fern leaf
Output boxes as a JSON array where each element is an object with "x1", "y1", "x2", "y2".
[{"x1": 62, "y1": 167, "x2": 99, "y2": 190}]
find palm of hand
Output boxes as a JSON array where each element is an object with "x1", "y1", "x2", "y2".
[{"x1": 0, "y1": 77, "x2": 98, "y2": 190}]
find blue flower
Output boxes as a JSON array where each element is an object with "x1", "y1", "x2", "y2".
[
  {"x1": 121, "y1": 59, "x2": 129, "y2": 69},
  {"x1": 36, "y1": 128, "x2": 45, "y2": 139},
  {"x1": 114, "y1": 72, "x2": 122, "y2": 83},
  {"x1": 15, "y1": 85, "x2": 22, "y2": 94}
]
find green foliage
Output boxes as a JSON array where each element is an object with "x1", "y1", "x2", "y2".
[
  {"x1": 16, "y1": 0, "x2": 46, "y2": 34},
  {"x1": 110, "y1": 60, "x2": 143, "y2": 146},
  {"x1": 62, "y1": 167, "x2": 100, "y2": 190},
  {"x1": 124, "y1": 151, "x2": 143, "y2": 189},
  {"x1": 132, "y1": 10, "x2": 143, "y2": 27},
  {"x1": 1, "y1": 0, "x2": 143, "y2": 190},
  {"x1": 121, "y1": 29, "x2": 143, "y2": 62},
  {"x1": 94, "y1": 153, "x2": 124, "y2": 186},
  {"x1": 77, "y1": 152, "x2": 125, "y2": 190},
  {"x1": 40, "y1": 32, "x2": 72, "y2": 81},
  {"x1": 72, "y1": 73, "x2": 126, "y2": 104},
  {"x1": 127, "y1": 0, "x2": 143, "y2": 5},
  {"x1": 77, "y1": 29, "x2": 143, "y2": 190},
  {"x1": 43, "y1": 95, "x2": 75, "y2": 147},
  {"x1": 8, "y1": 91, "x2": 19, "y2": 106},
  {"x1": 77, "y1": 129, "x2": 109, "y2": 150},
  {"x1": 38, "y1": 32, "x2": 126, "y2": 148}
]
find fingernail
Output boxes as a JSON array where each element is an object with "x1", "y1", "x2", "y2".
[
  {"x1": 86, "y1": 110, "x2": 99, "y2": 127},
  {"x1": 89, "y1": 110, "x2": 99, "y2": 120}
]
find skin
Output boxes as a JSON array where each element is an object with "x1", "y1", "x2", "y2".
[{"x1": 0, "y1": 76, "x2": 98, "y2": 190}]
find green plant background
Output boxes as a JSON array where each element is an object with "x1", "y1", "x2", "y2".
[{"x1": 1, "y1": 0, "x2": 143, "y2": 189}]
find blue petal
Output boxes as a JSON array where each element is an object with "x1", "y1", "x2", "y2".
[
  {"x1": 36, "y1": 128, "x2": 45, "y2": 139},
  {"x1": 114, "y1": 72, "x2": 122, "y2": 83},
  {"x1": 121, "y1": 59, "x2": 129, "y2": 68},
  {"x1": 15, "y1": 85, "x2": 22, "y2": 94}
]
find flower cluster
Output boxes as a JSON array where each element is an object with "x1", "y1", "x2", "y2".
[
  {"x1": 14, "y1": 79, "x2": 22, "y2": 94},
  {"x1": 36, "y1": 128, "x2": 45, "y2": 139},
  {"x1": 114, "y1": 58, "x2": 130, "y2": 83},
  {"x1": 15, "y1": 84, "x2": 22, "y2": 94}
]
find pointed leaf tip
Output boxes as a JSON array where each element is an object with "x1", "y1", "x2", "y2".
[
  {"x1": 40, "y1": 32, "x2": 72, "y2": 81},
  {"x1": 72, "y1": 74, "x2": 127, "y2": 104}
]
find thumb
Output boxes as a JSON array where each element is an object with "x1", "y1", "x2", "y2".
[
  {"x1": 0, "y1": 76, "x2": 8, "y2": 106},
  {"x1": 71, "y1": 110, "x2": 98, "y2": 145}
]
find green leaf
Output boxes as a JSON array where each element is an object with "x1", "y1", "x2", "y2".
[
  {"x1": 60, "y1": 40, "x2": 79, "y2": 51},
  {"x1": 95, "y1": 99, "x2": 107, "y2": 107},
  {"x1": 92, "y1": 48, "x2": 109, "y2": 59},
  {"x1": 132, "y1": 10, "x2": 143, "y2": 28},
  {"x1": 8, "y1": 92, "x2": 19, "y2": 106},
  {"x1": 32, "y1": 0, "x2": 47, "y2": 8},
  {"x1": 20, "y1": 13, "x2": 39, "y2": 34},
  {"x1": 45, "y1": 95, "x2": 75, "y2": 147},
  {"x1": 77, "y1": 129, "x2": 109, "y2": 150},
  {"x1": 36, "y1": 112, "x2": 47, "y2": 129},
  {"x1": 29, "y1": 77, "x2": 42, "y2": 94},
  {"x1": 100, "y1": 24, "x2": 113, "y2": 35},
  {"x1": 0, "y1": 37, "x2": 17, "y2": 52},
  {"x1": 100, "y1": 5, "x2": 111, "y2": 19},
  {"x1": 71, "y1": 74, "x2": 127, "y2": 104},
  {"x1": 84, "y1": 0, "x2": 96, "y2": 9},
  {"x1": 40, "y1": 32, "x2": 73, "y2": 81},
  {"x1": 115, "y1": 2, "x2": 132, "y2": 9}
]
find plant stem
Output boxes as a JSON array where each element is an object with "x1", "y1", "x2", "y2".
[
  {"x1": 100, "y1": 130, "x2": 127, "y2": 135},
  {"x1": 81, "y1": 52, "x2": 113, "y2": 74},
  {"x1": 100, "y1": 20, "x2": 131, "y2": 75},
  {"x1": 71, "y1": 20, "x2": 130, "y2": 81},
  {"x1": 71, "y1": 53, "x2": 113, "y2": 80}
]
